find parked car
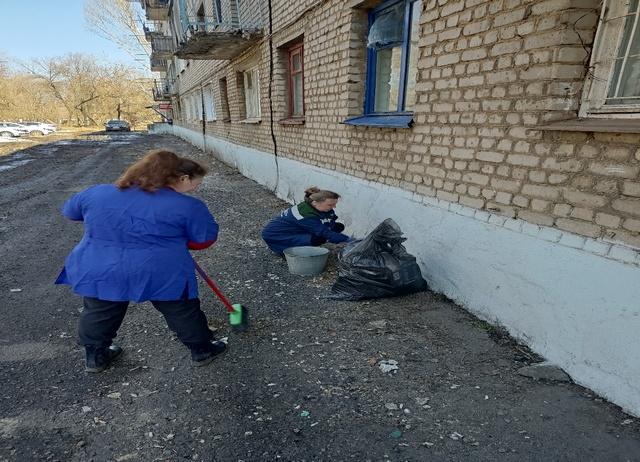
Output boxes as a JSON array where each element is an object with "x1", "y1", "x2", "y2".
[
  {"x1": 105, "y1": 120, "x2": 131, "y2": 132},
  {"x1": 18, "y1": 121, "x2": 56, "y2": 136},
  {"x1": 0, "y1": 122, "x2": 29, "y2": 137}
]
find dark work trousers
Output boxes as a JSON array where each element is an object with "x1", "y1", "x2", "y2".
[{"x1": 78, "y1": 296, "x2": 214, "y2": 351}]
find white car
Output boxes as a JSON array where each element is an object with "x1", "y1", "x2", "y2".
[
  {"x1": 18, "y1": 121, "x2": 56, "y2": 136},
  {"x1": 0, "y1": 122, "x2": 29, "y2": 137}
]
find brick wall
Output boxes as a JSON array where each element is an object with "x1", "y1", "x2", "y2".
[{"x1": 168, "y1": 0, "x2": 640, "y2": 248}]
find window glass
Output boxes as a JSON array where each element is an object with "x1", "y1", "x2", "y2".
[
  {"x1": 208, "y1": 87, "x2": 216, "y2": 120},
  {"x1": 292, "y1": 53, "x2": 302, "y2": 72},
  {"x1": 215, "y1": 0, "x2": 222, "y2": 22},
  {"x1": 366, "y1": 0, "x2": 420, "y2": 114},
  {"x1": 374, "y1": 46, "x2": 402, "y2": 112},
  {"x1": 292, "y1": 73, "x2": 303, "y2": 116},
  {"x1": 244, "y1": 68, "x2": 261, "y2": 119},
  {"x1": 606, "y1": 0, "x2": 640, "y2": 105},
  {"x1": 367, "y1": 3, "x2": 404, "y2": 48},
  {"x1": 288, "y1": 45, "x2": 304, "y2": 117}
]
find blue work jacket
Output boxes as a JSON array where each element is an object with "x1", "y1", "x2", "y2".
[
  {"x1": 55, "y1": 184, "x2": 218, "y2": 302},
  {"x1": 261, "y1": 201, "x2": 348, "y2": 254}
]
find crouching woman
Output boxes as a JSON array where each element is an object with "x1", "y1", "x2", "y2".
[{"x1": 261, "y1": 187, "x2": 350, "y2": 256}]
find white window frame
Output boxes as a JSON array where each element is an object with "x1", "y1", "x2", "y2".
[
  {"x1": 183, "y1": 96, "x2": 191, "y2": 120},
  {"x1": 242, "y1": 67, "x2": 261, "y2": 120},
  {"x1": 204, "y1": 85, "x2": 216, "y2": 121},
  {"x1": 580, "y1": 0, "x2": 640, "y2": 118},
  {"x1": 191, "y1": 94, "x2": 201, "y2": 121}
]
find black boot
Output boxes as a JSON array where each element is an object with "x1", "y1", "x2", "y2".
[
  {"x1": 85, "y1": 345, "x2": 123, "y2": 373},
  {"x1": 191, "y1": 341, "x2": 227, "y2": 367}
]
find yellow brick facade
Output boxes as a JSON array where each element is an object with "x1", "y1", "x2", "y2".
[{"x1": 166, "y1": 0, "x2": 640, "y2": 248}]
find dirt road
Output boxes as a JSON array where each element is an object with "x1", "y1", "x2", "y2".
[{"x1": 1, "y1": 132, "x2": 638, "y2": 461}]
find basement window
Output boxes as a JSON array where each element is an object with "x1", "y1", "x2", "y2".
[{"x1": 344, "y1": 0, "x2": 421, "y2": 128}]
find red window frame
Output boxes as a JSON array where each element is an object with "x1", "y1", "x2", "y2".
[{"x1": 287, "y1": 43, "x2": 304, "y2": 118}]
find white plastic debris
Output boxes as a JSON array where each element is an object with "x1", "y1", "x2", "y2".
[{"x1": 378, "y1": 359, "x2": 399, "y2": 373}]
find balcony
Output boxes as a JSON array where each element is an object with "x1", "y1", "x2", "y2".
[
  {"x1": 143, "y1": 0, "x2": 170, "y2": 21},
  {"x1": 150, "y1": 35, "x2": 175, "y2": 58},
  {"x1": 150, "y1": 56, "x2": 168, "y2": 72},
  {"x1": 143, "y1": 22, "x2": 162, "y2": 41},
  {"x1": 153, "y1": 79, "x2": 174, "y2": 101},
  {"x1": 174, "y1": 3, "x2": 263, "y2": 60}
]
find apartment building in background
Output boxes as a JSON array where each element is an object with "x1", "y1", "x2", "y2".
[{"x1": 139, "y1": 0, "x2": 640, "y2": 416}]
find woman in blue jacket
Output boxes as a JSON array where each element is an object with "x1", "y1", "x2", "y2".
[
  {"x1": 56, "y1": 150, "x2": 226, "y2": 372},
  {"x1": 262, "y1": 186, "x2": 350, "y2": 255}
]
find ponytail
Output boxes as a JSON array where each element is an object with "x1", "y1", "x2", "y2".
[{"x1": 304, "y1": 186, "x2": 340, "y2": 204}]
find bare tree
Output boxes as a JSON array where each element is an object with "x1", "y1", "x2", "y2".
[
  {"x1": 10, "y1": 54, "x2": 156, "y2": 127},
  {"x1": 84, "y1": 0, "x2": 150, "y2": 71}
]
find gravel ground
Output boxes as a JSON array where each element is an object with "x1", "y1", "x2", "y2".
[{"x1": 0, "y1": 132, "x2": 639, "y2": 462}]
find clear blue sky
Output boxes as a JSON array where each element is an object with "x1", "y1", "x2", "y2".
[{"x1": 1, "y1": 0, "x2": 149, "y2": 71}]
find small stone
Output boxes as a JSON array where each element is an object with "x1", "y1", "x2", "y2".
[
  {"x1": 621, "y1": 419, "x2": 633, "y2": 425},
  {"x1": 107, "y1": 392, "x2": 121, "y2": 399},
  {"x1": 390, "y1": 429, "x2": 403, "y2": 439},
  {"x1": 368, "y1": 320, "x2": 387, "y2": 329},
  {"x1": 517, "y1": 362, "x2": 571, "y2": 382},
  {"x1": 415, "y1": 397, "x2": 429, "y2": 406},
  {"x1": 385, "y1": 403, "x2": 398, "y2": 410},
  {"x1": 449, "y1": 432, "x2": 464, "y2": 441},
  {"x1": 81, "y1": 406, "x2": 92, "y2": 413}
]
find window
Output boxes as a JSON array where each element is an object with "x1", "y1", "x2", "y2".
[
  {"x1": 203, "y1": 85, "x2": 216, "y2": 121},
  {"x1": 183, "y1": 97, "x2": 191, "y2": 120},
  {"x1": 190, "y1": 94, "x2": 201, "y2": 121},
  {"x1": 345, "y1": 0, "x2": 421, "y2": 128},
  {"x1": 214, "y1": 0, "x2": 223, "y2": 23},
  {"x1": 242, "y1": 67, "x2": 261, "y2": 120},
  {"x1": 287, "y1": 42, "x2": 305, "y2": 118},
  {"x1": 219, "y1": 77, "x2": 231, "y2": 121},
  {"x1": 196, "y1": 3, "x2": 205, "y2": 30},
  {"x1": 581, "y1": 0, "x2": 640, "y2": 117}
]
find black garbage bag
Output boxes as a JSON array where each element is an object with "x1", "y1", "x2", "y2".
[{"x1": 329, "y1": 218, "x2": 427, "y2": 300}]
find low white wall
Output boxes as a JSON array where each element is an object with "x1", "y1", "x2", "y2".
[{"x1": 153, "y1": 123, "x2": 640, "y2": 416}]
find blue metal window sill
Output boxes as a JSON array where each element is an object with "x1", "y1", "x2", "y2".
[{"x1": 343, "y1": 113, "x2": 414, "y2": 128}]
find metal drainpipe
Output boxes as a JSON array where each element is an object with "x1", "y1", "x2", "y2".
[{"x1": 268, "y1": 0, "x2": 280, "y2": 191}]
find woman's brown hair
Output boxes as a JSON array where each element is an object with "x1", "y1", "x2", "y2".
[
  {"x1": 115, "y1": 150, "x2": 207, "y2": 191},
  {"x1": 304, "y1": 186, "x2": 340, "y2": 203}
]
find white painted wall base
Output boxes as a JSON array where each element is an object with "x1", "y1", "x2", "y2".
[{"x1": 152, "y1": 123, "x2": 640, "y2": 417}]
